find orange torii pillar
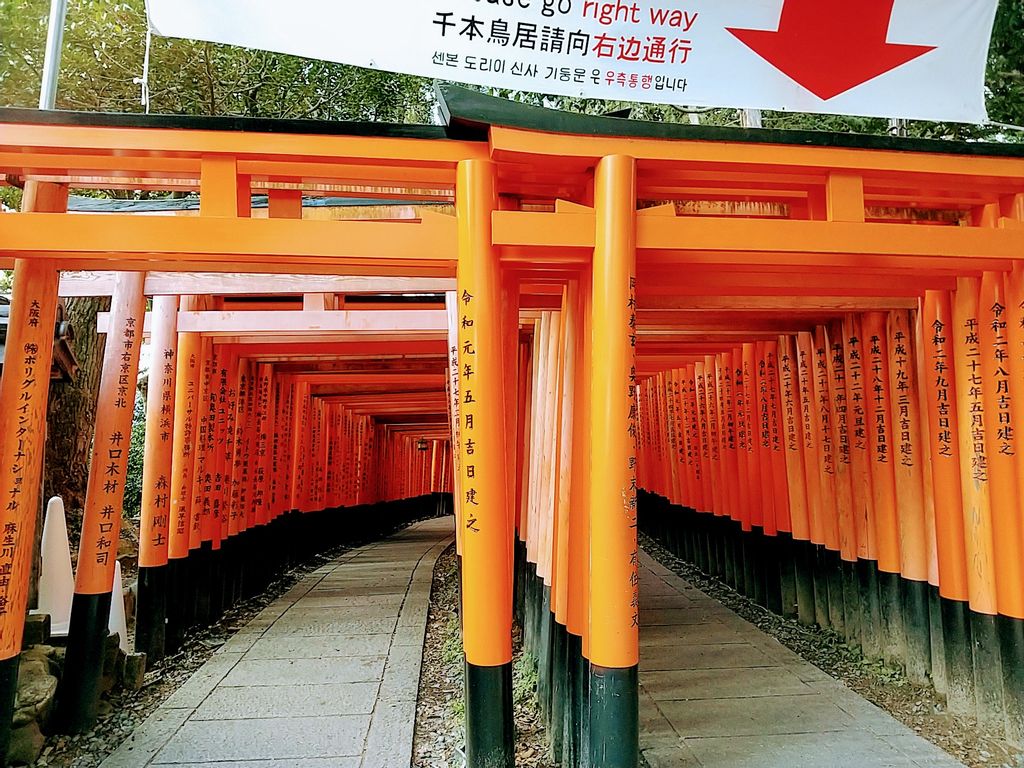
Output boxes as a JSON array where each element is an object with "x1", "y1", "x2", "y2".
[
  {"x1": 0, "y1": 182, "x2": 66, "y2": 760},
  {"x1": 191, "y1": 337, "x2": 218, "y2": 625},
  {"x1": 456, "y1": 159, "x2": 514, "y2": 767},
  {"x1": 222, "y1": 354, "x2": 248, "y2": 604},
  {"x1": 950, "y1": 276, "x2": 1004, "y2": 729},
  {"x1": 166, "y1": 298, "x2": 202, "y2": 651},
  {"x1": 56, "y1": 272, "x2": 146, "y2": 733},
  {"x1": 211, "y1": 346, "x2": 235, "y2": 611},
  {"x1": 588, "y1": 155, "x2": 639, "y2": 767},
  {"x1": 920, "y1": 291, "x2": 975, "y2": 714},
  {"x1": 135, "y1": 295, "x2": 179, "y2": 664},
  {"x1": 250, "y1": 362, "x2": 275, "y2": 592}
]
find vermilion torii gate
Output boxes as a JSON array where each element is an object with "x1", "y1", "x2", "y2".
[{"x1": 3, "y1": 85, "x2": 1024, "y2": 767}]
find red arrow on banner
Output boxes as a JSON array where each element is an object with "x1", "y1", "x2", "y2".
[{"x1": 727, "y1": 0, "x2": 936, "y2": 101}]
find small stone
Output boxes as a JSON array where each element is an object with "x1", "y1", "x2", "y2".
[
  {"x1": 6, "y1": 721, "x2": 44, "y2": 766},
  {"x1": 13, "y1": 658, "x2": 57, "y2": 727},
  {"x1": 122, "y1": 581, "x2": 137, "y2": 623},
  {"x1": 101, "y1": 632, "x2": 122, "y2": 694},
  {"x1": 121, "y1": 652, "x2": 146, "y2": 691},
  {"x1": 21, "y1": 615, "x2": 50, "y2": 648}
]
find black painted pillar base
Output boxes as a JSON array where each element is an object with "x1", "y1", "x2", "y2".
[
  {"x1": 55, "y1": 591, "x2": 113, "y2": 734},
  {"x1": 794, "y1": 541, "x2": 816, "y2": 627},
  {"x1": 523, "y1": 561, "x2": 537, "y2": 653},
  {"x1": 723, "y1": 522, "x2": 737, "y2": 590},
  {"x1": 812, "y1": 545, "x2": 831, "y2": 630},
  {"x1": 0, "y1": 654, "x2": 19, "y2": 767},
  {"x1": 859, "y1": 559, "x2": 883, "y2": 660},
  {"x1": 589, "y1": 664, "x2": 638, "y2": 768},
  {"x1": 549, "y1": 622, "x2": 568, "y2": 763},
  {"x1": 901, "y1": 578, "x2": 931, "y2": 685},
  {"x1": 465, "y1": 661, "x2": 515, "y2": 768},
  {"x1": 181, "y1": 550, "x2": 198, "y2": 631},
  {"x1": 971, "y1": 611, "x2": 1005, "y2": 729},
  {"x1": 997, "y1": 614, "x2": 1024, "y2": 745},
  {"x1": 135, "y1": 564, "x2": 168, "y2": 664},
  {"x1": 764, "y1": 535, "x2": 783, "y2": 615},
  {"x1": 194, "y1": 542, "x2": 213, "y2": 628},
  {"x1": 941, "y1": 596, "x2": 974, "y2": 714},
  {"x1": 928, "y1": 586, "x2": 947, "y2": 697},
  {"x1": 749, "y1": 528, "x2": 765, "y2": 606},
  {"x1": 777, "y1": 534, "x2": 797, "y2": 620},
  {"x1": 244, "y1": 528, "x2": 263, "y2": 599},
  {"x1": 877, "y1": 569, "x2": 905, "y2": 667},
  {"x1": 208, "y1": 544, "x2": 225, "y2": 622},
  {"x1": 564, "y1": 632, "x2": 583, "y2": 768},
  {"x1": 841, "y1": 560, "x2": 863, "y2": 650},
  {"x1": 538, "y1": 586, "x2": 554, "y2": 723},
  {"x1": 222, "y1": 536, "x2": 238, "y2": 611},
  {"x1": 825, "y1": 550, "x2": 845, "y2": 635},
  {"x1": 165, "y1": 557, "x2": 188, "y2": 654},
  {"x1": 741, "y1": 534, "x2": 756, "y2": 600}
]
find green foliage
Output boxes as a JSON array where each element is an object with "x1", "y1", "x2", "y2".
[
  {"x1": 0, "y1": 186, "x2": 22, "y2": 210},
  {"x1": 123, "y1": 392, "x2": 145, "y2": 520},
  {"x1": 0, "y1": 0, "x2": 433, "y2": 121},
  {"x1": 512, "y1": 650, "x2": 539, "y2": 709}
]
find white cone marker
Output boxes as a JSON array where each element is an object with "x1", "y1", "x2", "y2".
[
  {"x1": 108, "y1": 559, "x2": 129, "y2": 653},
  {"x1": 33, "y1": 496, "x2": 74, "y2": 637}
]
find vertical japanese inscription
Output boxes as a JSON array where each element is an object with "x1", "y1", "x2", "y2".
[
  {"x1": 963, "y1": 315, "x2": 987, "y2": 483},
  {"x1": 930, "y1": 318, "x2": 954, "y2": 458},
  {"x1": 144, "y1": 339, "x2": 175, "y2": 559},
  {"x1": 891, "y1": 327, "x2": 916, "y2": 469},
  {"x1": 89, "y1": 315, "x2": 140, "y2": 572},
  {"x1": 0, "y1": 340, "x2": 43, "y2": 615},
  {"x1": 175, "y1": 351, "x2": 198, "y2": 542},
  {"x1": 627, "y1": 276, "x2": 640, "y2": 630},
  {"x1": 459, "y1": 289, "x2": 481, "y2": 533}
]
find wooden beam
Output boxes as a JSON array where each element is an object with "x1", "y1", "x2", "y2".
[
  {"x1": 296, "y1": 373, "x2": 446, "y2": 386},
  {"x1": 492, "y1": 210, "x2": 1024, "y2": 263},
  {"x1": 0, "y1": 211, "x2": 457, "y2": 266},
  {"x1": 490, "y1": 125, "x2": 1024, "y2": 180},
  {"x1": 638, "y1": 296, "x2": 917, "y2": 311},
  {"x1": 96, "y1": 309, "x2": 448, "y2": 337}
]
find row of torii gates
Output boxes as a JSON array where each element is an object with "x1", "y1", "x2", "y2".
[{"x1": 3, "y1": 86, "x2": 1024, "y2": 766}]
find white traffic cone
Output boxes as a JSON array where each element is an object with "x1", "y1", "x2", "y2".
[
  {"x1": 108, "y1": 559, "x2": 129, "y2": 653},
  {"x1": 33, "y1": 496, "x2": 74, "y2": 637}
]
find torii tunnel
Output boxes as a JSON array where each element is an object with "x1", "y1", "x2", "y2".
[{"x1": 3, "y1": 86, "x2": 1024, "y2": 767}]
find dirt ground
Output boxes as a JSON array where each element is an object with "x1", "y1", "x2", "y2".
[
  {"x1": 640, "y1": 532, "x2": 1024, "y2": 768},
  {"x1": 413, "y1": 545, "x2": 552, "y2": 768}
]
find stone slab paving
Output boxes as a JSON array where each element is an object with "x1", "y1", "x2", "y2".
[
  {"x1": 103, "y1": 517, "x2": 454, "y2": 768},
  {"x1": 638, "y1": 551, "x2": 966, "y2": 768}
]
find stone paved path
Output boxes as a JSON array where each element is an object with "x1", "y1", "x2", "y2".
[
  {"x1": 103, "y1": 517, "x2": 454, "y2": 768},
  {"x1": 103, "y1": 518, "x2": 963, "y2": 768},
  {"x1": 638, "y1": 550, "x2": 965, "y2": 768}
]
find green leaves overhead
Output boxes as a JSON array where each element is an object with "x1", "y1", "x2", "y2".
[{"x1": 0, "y1": 0, "x2": 433, "y2": 121}]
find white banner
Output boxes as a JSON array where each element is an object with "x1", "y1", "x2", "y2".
[{"x1": 146, "y1": 0, "x2": 998, "y2": 123}]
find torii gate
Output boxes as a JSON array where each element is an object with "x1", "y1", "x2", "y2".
[{"x1": 2, "y1": 84, "x2": 1024, "y2": 767}]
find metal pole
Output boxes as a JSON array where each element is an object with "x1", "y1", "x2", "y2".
[
  {"x1": 741, "y1": 109, "x2": 763, "y2": 129},
  {"x1": 38, "y1": 0, "x2": 69, "y2": 110}
]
